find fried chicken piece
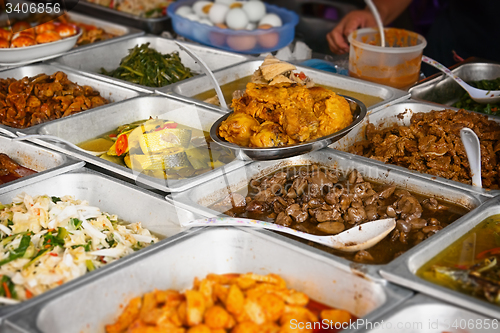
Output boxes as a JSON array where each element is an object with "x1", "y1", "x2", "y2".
[
  {"x1": 250, "y1": 121, "x2": 294, "y2": 147},
  {"x1": 309, "y1": 86, "x2": 353, "y2": 138},
  {"x1": 218, "y1": 112, "x2": 260, "y2": 146}
]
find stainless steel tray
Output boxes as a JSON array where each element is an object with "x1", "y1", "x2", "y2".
[
  {"x1": 410, "y1": 61, "x2": 500, "y2": 107},
  {"x1": 0, "y1": 135, "x2": 84, "y2": 194},
  {"x1": 73, "y1": 1, "x2": 170, "y2": 34},
  {"x1": 61, "y1": 11, "x2": 144, "y2": 54},
  {"x1": 22, "y1": 94, "x2": 248, "y2": 193},
  {"x1": 2, "y1": 226, "x2": 413, "y2": 332},
  {"x1": 330, "y1": 99, "x2": 499, "y2": 197},
  {"x1": 0, "y1": 167, "x2": 202, "y2": 317},
  {"x1": 166, "y1": 148, "x2": 487, "y2": 278},
  {"x1": 362, "y1": 293, "x2": 497, "y2": 333},
  {"x1": 157, "y1": 59, "x2": 410, "y2": 113},
  {"x1": 0, "y1": 63, "x2": 142, "y2": 136},
  {"x1": 52, "y1": 35, "x2": 250, "y2": 93},
  {"x1": 380, "y1": 196, "x2": 500, "y2": 320}
]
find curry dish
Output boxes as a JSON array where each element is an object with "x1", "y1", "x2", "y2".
[
  {"x1": 216, "y1": 166, "x2": 469, "y2": 264},
  {"x1": 0, "y1": 71, "x2": 108, "y2": 128},
  {"x1": 0, "y1": 154, "x2": 36, "y2": 184},
  {"x1": 349, "y1": 109, "x2": 500, "y2": 189},
  {"x1": 105, "y1": 273, "x2": 353, "y2": 333},
  {"x1": 218, "y1": 83, "x2": 353, "y2": 148}
]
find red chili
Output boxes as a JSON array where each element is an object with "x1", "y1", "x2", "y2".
[
  {"x1": 49, "y1": 253, "x2": 58, "y2": 257},
  {"x1": 25, "y1": 289, "x2": 32, "y2": 299},
  {"x1": 108, "y1": 133, "x2": 117, "y2": 138},
  {"x1": 115, "y1": 134, "x2": 128, "y2": 156},
  {"x1": 476, "y1": 247, "x2": 500, "y2": 259},
  {"x1": 154, "y1": 122, "x2": 178, "y2": 131},
  {"x1": 3, "y1": 282, "x2": 11, "y2": 298}
]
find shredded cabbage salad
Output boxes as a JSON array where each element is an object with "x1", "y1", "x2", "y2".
[{"x1": 0, "y1": 193, "x2": 158, "y2": 304}]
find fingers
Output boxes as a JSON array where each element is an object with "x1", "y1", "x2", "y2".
[
  {"x1": 326, "y1": 10, "x2": 376, "y2": 55},
  {"x1": 327, "y1": 29, "x2": 349, "y2": 54}
]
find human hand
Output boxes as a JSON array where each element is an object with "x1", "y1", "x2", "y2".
[{"x1": 327, "y1": 9, "x2": 377, "y2": 54}]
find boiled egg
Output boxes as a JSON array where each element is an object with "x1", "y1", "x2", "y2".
[
  {"x1": 199, "y1": 18, "x2": 214, "y2": 26},
  {"x1": 258, "y1": 13, "x2": 282, "y2": 27},
  {"x1": 243, "y1": 0, "x2": 266, "y2": 22},
  {"x1": 185, "y1": 13, "x2": 201, "y2": 22},
  {"x1": 227, "y1": 35, "x2": 256, "y2": 51},
  {"x1": 215, "y1": 0, "x2": 235, "y2": 5},
  {"x1": 175, "y1": 6, "x2": 193, "y2": 18},
  {"x1": 193, "y1": 1, "x2": 212, "y2": 18},
  {"x1": 226, "y1": 8, "x2": 249, "y2": 30},
  {"x1": 245, "y1": 22, "x2": 257, "y2": 30},
  {"x1": 209, "y1": 3, "x2": 230, "y2": 24}
]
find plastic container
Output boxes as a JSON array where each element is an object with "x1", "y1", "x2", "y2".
[
  {"x1": 168, "y1": 0, "x2": 299, "y2": 54},
  {"x1": 348, "y1": 27, "x2": 427, "y2": 89}
]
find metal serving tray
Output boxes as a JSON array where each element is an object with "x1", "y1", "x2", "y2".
[
  {"x1": 0, "y1": 167, "x2": 202, "y2": 317},
  {"x1": 0, "y1": 63, "x2": 141, "y2": 136},
  {"x1": 52, "y1": 36, "x2": 250, "y2": 93},
  {"x1": 23, "y1": 94, "x2": 248, "y2": 192},
  {"x1": 330, "y1": 99, "x2": 499, "y2": 197},
  {"x1": 61, "y1": 11, "x2": 144, "y2": 54},
  {"x1": 380, "y1": 196, "x2": 500, "y2": 320},
  {"x1": 157, "y1": 59, "x2": 410, "y2": 113},
  {"x1": 73, "y1": 1, "x2": 169, "y2": 34},
  {"x1": 362, "y1": 293, "x2": 497, "y2": 333},
  {"x1": 0, "y1": 135, "x2": 84, "y2": 194},
  {"x1": 2, "y1": 226, "x2": 412, "y2": 333},
  {"x1": 166, "y1": 148, "x2": 487, "y2": 278},
  {"x1": 410, "y1": 61, "x2": 500, "y2": 107}
]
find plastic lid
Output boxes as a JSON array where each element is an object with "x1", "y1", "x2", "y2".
[{"x1": 348, "y1": 28, "x2": 427, "y2": 54}]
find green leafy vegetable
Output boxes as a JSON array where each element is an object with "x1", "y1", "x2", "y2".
[
  {"x1": 0, "y1": 234, "x2": 31, "y2": 267},
  {"x1": 70, "y1": 218, "x2": 83, "y2": 230},
  {"x1": 453, "y1": 78, "x2": 500, "y2": 114},
  {"x1": 100, "y1": 43, "x2": 194, "y2": 88},
  {"x1": 51, "y1": 196, "x2": 62, "y2": 204}
]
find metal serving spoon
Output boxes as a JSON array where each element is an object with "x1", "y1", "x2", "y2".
[
  {"x1": 422, "y1": 56, "x2": 500, "y2": 104},
  {"x1": 461, "y1": 127, "x2": 482, "y2": 187},
  {"x1": 183, "y1": 217, "x2": 396, "y2": 252},
  {"x1": 12, "y1": 134, "x2": 108, "y2": 156},
  {"x1": 365, "y1": 0, "x2": 385, "y2": 47},
  {"x1": 175, "y1": 41, "x2": 229, "y2": 110}
]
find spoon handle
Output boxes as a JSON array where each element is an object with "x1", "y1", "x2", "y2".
[
  {"x1": 421, "y1": 56, "x2": 475, "y2": 91},
  {"x1": 460, "y1": 128, "x2": 482, "y2": 187},
  {"x1": 183, "y1": 217, "x2": 332, "y2": 246},
  {"x1": 365, "y1": 0, "x2": 385, "y2": 47},
  {"x1": 12, "y1": 134, "x2": 93, "y2": 156},
  {"x1": 175, "y1": 41, "x2": 229, "y2": 110}
]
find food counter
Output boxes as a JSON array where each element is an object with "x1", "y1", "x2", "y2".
[{"x1": 1, "y1": 1, "x2": 500, "y2": 332}]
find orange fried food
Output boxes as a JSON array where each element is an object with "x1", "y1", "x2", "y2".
[
  {"x1": 35, "y1": 22, "x2": 57, "y2": 34},
  {"x1": 36, "y1": 31, "x2": 62, "y2": 44},
  {"x1": 55, "y1": 23, "x2": 77, "y2": 37},
  {"x1": 218, "y1": 112, "x2": 260, "y2": 147},
  {"x1": 10, "y1": 36, "x2": 36, "y2": 48},
  {"x1": 105, "y1": 273, "x2": 352, "y2": 333},
  {"x1": 12, "y1": 21, "x2": 31, "y2": 33},
  {"x1": 309, "y1": 86, "x2": 353, "y2": 139},
  {"x1": 18, "y1": 27, "x2": 36, "y2": 38},
  {"x1": 221, "y1": 82, "x2": 353, "y2": 147},
  {"x1": 250, "y1": 121, "x2": 294, "y2": 147},
  {"x1": 0, "y1": 29, "x2": 12, "y2": 41},
  {"x1": 0, "y1": 38, "x2": 9, "y2": 48}
]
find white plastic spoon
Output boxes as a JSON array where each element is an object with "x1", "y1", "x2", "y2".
[
  {"x1": 183, "y1": 217, "x2": 396, "y2": 252},
  {"x1": 422, "y1": 56, "x2": 500, "y2": 104},
  {"x1": 460, "y1": 127, "x2": 482, "y2": 187},
  {"x1": 175, "y1": 41, "x2": 229, "y2": 110},
  {"x1": 12, "y1": 134, "x2": 108, "y2": 156},
  {"x1": 365, "y1": 0, "x2": 385, "y2": 47}
]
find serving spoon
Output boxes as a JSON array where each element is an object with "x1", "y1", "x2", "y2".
[
  {"x1": 12, "y1": 134, "x2": 108, "y2": 156},
  {"x1": 422, "y1": 56, "x2": 500, "y2": 104},
  {"x1": 183, "y1": 217, "x2": 396, "y2": 252},
  {"x1": 365, "y1": 0, "x2": 385, "y2": 47},
  {"x1": 461, "y1": 127, "x2": 482, "y2": 187},
  {"x1": 175, "y1": 41, "x2": 229, "y2": 110}
]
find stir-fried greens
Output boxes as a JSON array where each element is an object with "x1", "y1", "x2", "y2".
[
  {"x1": 453, "y1": 78, "x2": 500, "y2": 115},
  {"x1": 101, "y1": 43, "x2": 194, "y2": 87},
  {"x1": 0, "y1": 193, "x2": 158, "y2": 304}
]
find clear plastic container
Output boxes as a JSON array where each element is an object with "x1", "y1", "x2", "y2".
[
  {"x1": 348, "y1": 28, "x2": 427, "y2": 89},
  {"x1": 168, "y1": 0, "x2": 299, "y2": 54}
]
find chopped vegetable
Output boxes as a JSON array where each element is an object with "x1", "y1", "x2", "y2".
[
  {"x1": 453, "y1": 78, "x2": 500, "y2": 114},
  {"x1": 101, "y1": 43, "x2": 194, "y2": 88}
]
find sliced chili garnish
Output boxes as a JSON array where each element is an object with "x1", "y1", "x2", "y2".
[
  {"x1": 108, "y1": 133, "x2": 117, "y2": 138},
  {"x1": 115, "y1": 134, "x2": 128, "y2": 156},
  {"x1": 49, "y1": 253, "x2": 58, "y2": 257},
  {"x1": 25, "y1": 289, "x2": 32, "y2": 299},
  {"x1": 476, "y1": 247, "x2": 500, "y2": 259}
]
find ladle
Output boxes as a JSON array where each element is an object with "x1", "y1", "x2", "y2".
[
  {"x1": 183, "y1": 217, "x2": 396, "y2": 252},
  {"x1": 365, "y1": 0, "x2": 385, "y2": 47},
  {"x1": 422, "y1": 56, "x2": 500, "y2": 104},
  {"x1": 175, "y1": 41, "x2": 228, "y2": 110},
  {"x1": 12, "y1": 134, "x2": 108, "y2": 156},
  {"x1": 460, "y1": 127, "x2": 482, "y2": 187}
]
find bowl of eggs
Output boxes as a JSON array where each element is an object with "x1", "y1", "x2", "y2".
[
  {"x1": 0, "y1": 21, "x2": 82, "y2": 65},
  {"x1": 168, "y1": 0, "x2": 299, "y2": 54}
]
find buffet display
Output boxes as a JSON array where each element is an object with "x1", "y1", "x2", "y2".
[{"x1": 1, "y1": 3, "x2": 500, "y2": 330}]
